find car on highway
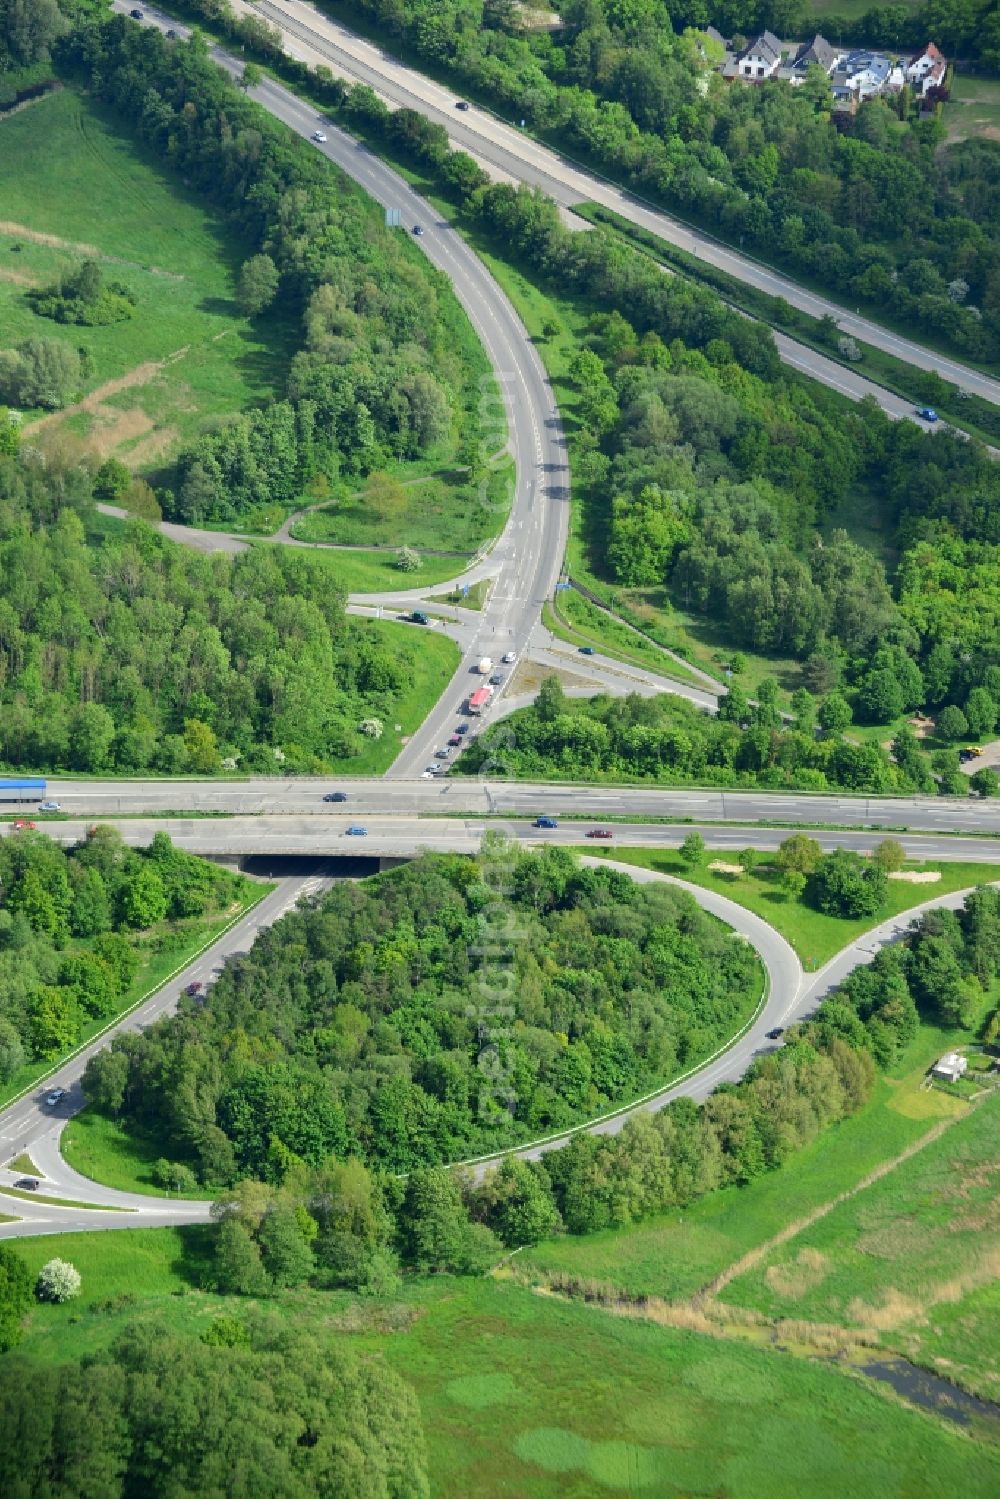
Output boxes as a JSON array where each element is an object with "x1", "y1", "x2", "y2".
[
  {"x1": 39, "y1": 800, "x2": 61, "y2": 812},
  {"x1": 12, "y1": 820, "x2": 35, "y2": 831},
  {"x1": 916, "y1": 406, "x2": 939, "y2": 422},
  {"x1": 312, "y1": 130, "x2": 328, "y2": 143},
  {"x1": 129, "y1": 8, "x2": 144, "y2": 17},
  {"x1": 45, "y1": 1088, "x2": 66, "y2": 1107},
  {"x1": 435, "y1": 747, "x2": 450, "y2": 758},
  {"x1": 412, "y1": 224, "x2": 425, "y2": 236},
  {"x1": 13, "y1": 1178, "x2": 39, "y2": 1190},
  {"x1": 409, "y1": 610, "x2": 429, "y2": 625},
  {"x1": 455, "y1": 723, "x2": 469, "y2": 735},
  {"x1": 502, "y1": 651, "x2": 516, "y2": 663},
  {"x1": 579, "y1": 645, "x2": 595, "y2": 655},
  {"x1": 448, "y1": 734, "x2": 462, "y2": 746},
  {"x1": 455, "y1": 100, "x2": 470, "y2": 111},
  {"x1": 323, "y1": 791, "x2": 348, "y2": 802},
  {"x1": 165, "y1": 29, "x2": 178, "y2": 38},
  {"x1": 488, "y1": 672, "x2": 505, "y2": 685},
  {"x1": 767, "y1": 1027, "x2": 785, "y2": 1040},
  {"x1": 534, "y1": 816, "x2": 558, "y2": 829},
  {"x1": 344, "y1": 826, "x2": 368, "y2": 836},
  {"x1": 185, "y1": 981, "x2": 204, "y2": 997},
  {"x1": 586, "y1": 828, "x2": 613, "y2": 840}
]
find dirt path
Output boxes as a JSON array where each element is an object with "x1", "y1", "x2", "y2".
[
  {"x1": 23, "y1": 349, "x2": 189, "y2": 446},
  {"x1": 0, "y1": 219, "x2": 101, "y2": 257},
  {"x1": 699, "y1": 1112, "x2": 963, "y2": 1303}
]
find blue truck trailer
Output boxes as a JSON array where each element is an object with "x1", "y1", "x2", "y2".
[{"x1": 0, "y1": 778, "x2": 46, "y2": 802}]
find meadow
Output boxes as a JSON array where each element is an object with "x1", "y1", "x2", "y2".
[
  {"x1": 723, "y1": 1092, "x2": 1000, "y2": 1400},
  {"x1": 5, "y1": 1227, "x2": 998, "y2": 1497},
  {"x1": 0, "y1": 87, "x2": 294, "y2": 469}
]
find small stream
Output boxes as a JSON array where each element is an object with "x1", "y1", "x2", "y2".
[{"x1": 861, "y1": 1358, "x2": 1000, "y2": 1429}]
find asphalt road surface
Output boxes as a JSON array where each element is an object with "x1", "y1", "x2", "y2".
[
  {"x1": 109, "y1": 0, "x2": 570, "y2": 778},
  {"x1": 24, "y1": 775, "x2": 1000, "y2": 837},
  {"x1": 244, "y1": 0, "x2": 1000, "y2": 410}
]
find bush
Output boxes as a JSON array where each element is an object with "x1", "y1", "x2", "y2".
[
  {"x1": 35, "y1": 1259, "x2": 81, "y2": 1304},
  {"x1": 808, "y1": 850, "x2": 888, "y2": 919},
  {"x1": 151, "y1": 1158, "x2": 199, "y2": 1193}
]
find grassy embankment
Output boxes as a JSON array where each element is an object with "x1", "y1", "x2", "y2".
[{"x1": 591, "y1": 846, "x2": 1000, "y2": 967}]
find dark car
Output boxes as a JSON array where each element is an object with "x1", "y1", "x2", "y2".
[
  {"x1": 14, "y1": 1178, "x2": 39, "y2": 1190},
  {"x1": 766, "y1": 1027, "x2": 785, "y2": 1040},
  {"x1": 455, "y1": 100, "x2": 470, "y2": 111},
  {"x1": 586, "y1": 828, "x2": 613, "y2": 840},
  {"x1": 435, "y1": 747, "x2": 450, "y2": 758},
  {"x1": 165, "y1": 29, "x2": 178, "y2": 39},
  {"x1": 448, "y1": 734, "x2": 462, "y2": 746},
  {"x1": 489, "y1": 672, "x2": 504, "y2": 685},
  {"x1": 534, "y1": 816, "x2": 558, "y2": 829},
  {"x1": 412, "y1": 224, "x2": 424, "y2": 237},
  {"x1": 323, "y1": 791, "x2": 348, "y2": 802},
  {"x1": 455, "y1": 724, "x2": 469, "y2": 735},
  {"x1": 579, "y1": 645, "x2": 595, "y2": 655},
  {"x1": 409, "y1": 610, "x2": 429, "y2": 624},
  {"x1": 129, "y1": 8, "x2": 144, "y2": 17},
  {"x1": 916, "y1": 406, "x2": 939, "y2": 422},
  {"x1": 185, "y1": 981, "x2": 203, "y2": 998}
]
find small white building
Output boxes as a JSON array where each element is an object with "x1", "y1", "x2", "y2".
[{"x1": 931, "y1": 1051, "x2": 968, "y2": 1084}]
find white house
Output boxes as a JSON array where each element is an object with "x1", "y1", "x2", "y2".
[
  {"x1": 906, "y1": 42, "x2": 947, "y2": 96},
  {"x1": 731, "y1": 31, "x2": 784, "y2": 82},
  {"x1": 931, "y1": 1051, "x2": 968, "y2": 1084}
]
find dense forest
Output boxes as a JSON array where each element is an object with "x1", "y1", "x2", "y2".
[
  {"x1": 0, "y1": 825, "x2": 247, "y2": 1082},
  {"x1": 0, "y1": 427, "x2": 438, "y2": 773},
  {"x1": 82, "y1": 848, "x2": 762, "y2": 1176},
  {"x1": 459, "y1": 678, "x2": 967, "y2": 794},
  {"x1": 51, "y1": 13, "x2": 485, "y2": 524},
  {"x1": 79, "y1": 863, "x2": 1000, "y2": 1287},
  {"x1": 298, "y1": 0, "x2": 1000, "y2": 362},
  {"x1": 0, "y1": 1320, "x2": 430, "y2": 1498}
]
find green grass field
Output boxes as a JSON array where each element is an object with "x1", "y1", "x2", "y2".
[
  {"x1": 61, "y1": 1111, "x2": 217, "y2": 1201},
  {"x1": 7, "y1": 1226, "x2": 998, "y2": 1494},
  {"x1": 592, "y1": 847, "x2": 1000, "y2": 967},
  {"x1": 519, "y1": 1023, "x2": 978, "y2": 1302},
  {"x1": 945, "y1": 72, "x2": 1000, "y2": 141},
  {"x1": 0, "y1": 87, "x2": 295, "y2": 470},
  {"x1": 331, "y1": 616, "x2": 460, "y2": 772},
  {"x1": 723, "y1": 1092, "x2": 1000, "y2": 1399},
  {"x1": 289, "y1": 456, "x2": 513, "y2": 556}
]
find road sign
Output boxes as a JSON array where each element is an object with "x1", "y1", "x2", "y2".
[{"x1": 385, "y1": 208, "x2": 402, "y2": 228}]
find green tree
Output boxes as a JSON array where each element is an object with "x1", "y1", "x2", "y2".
[
  {"x1": 936, "y1": 705, "x2": 969, "y2": 741},
  {"x1": 236, "y1": 252, "x2": 279, "y2": 316},
  {"x1": 818, "y1": 693, "x2": 852, "y2": 736},
  {"x1": 964, "y1": 688, "x2": 997, "y2": 738},
  {"x1": 120, "y1": 863, "x2": 167, "y2": 929},
  {"x1": 0, "y1": 337, "x2": 80, "y2": 409},
  {"x1": 679, "y1": 831, "x2": 706, "y2": 870},
  {"x1": 472, "y1": 1157, "x2": 561, "y2": 1247},
  {"x1": 401, "y1": 1167, "x2": 474, "y2": 1272},
  {"x1": 775, "y1": 834, "x2": 822, "y2": 877},
  {"x1": 257, "y1": 1205, "x2": 316, "y2": 1288},
  {"x1": 239, "y1": 61, "x2": 263, "y2": 92},
  {"x1": 0, "y1": 1018, "x2": 24, "y2": 1086},
  {"x1": 69, "y1": 702, "x2": 116, "y2": 771},
  {"x1": 2, "y1": 0, "x2": 67, "y2": 65},
  {"x1": 0, "y1": 1245, "x2": 31, "y2": 1353},
  {"x1": 93, "y1": 457, "x2": 132, "y2": 502},
  {"x1": 971, "y1": 767, "x2": 1000, "y2": 798},
  {"x1": 213, "y1": 1217, "x2": 269, "y2": 1295},
  {"x1": 183, "y1": 717, "x2": 221, "y2": 773},
  {"x1": 808, "y1": 850, "x2": 888, "y2": 919},
  {"x1": 872, "y1": 838, "x2": 906, "y2": 873}
]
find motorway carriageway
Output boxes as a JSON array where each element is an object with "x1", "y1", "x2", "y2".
[
  {"x1": 14, "y1": 815, "x2": 1000, "y2": 865},
  {"x1": 26, "y1": 776, "x2": 1000, "y2": 838}
]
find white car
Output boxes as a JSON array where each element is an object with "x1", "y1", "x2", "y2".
[
  {"x1": 502, "y1": 651, "x2": 516, "y2": 664},
  {"x1": 39, "y1": 800, "x2": 61, "y2": 812},
  {"x1": 312, "y1": 130, "x2": 327, "y2": 143}
]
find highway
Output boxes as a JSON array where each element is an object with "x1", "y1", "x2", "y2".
[
  {"x1": 110, "y1": 0, "x2": 570, "y2": 779},
  {"x1": 242, "y1": 0, "x2": 1000, "y2": 410},
  {"x1": 26, "y1": 775, "x2": 1000, "y2": 836}
]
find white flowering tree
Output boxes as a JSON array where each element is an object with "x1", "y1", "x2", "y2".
[{"x1": 36, "y1": 1259, "x2": 81, "y2": 1303}]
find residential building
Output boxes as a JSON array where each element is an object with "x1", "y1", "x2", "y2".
[
  {"x1": 726, "y1": 31, "x2": 784, "y2": 82},
  {"x1": 906, "y1": 42, "x2": 947, "y2": 96}
]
